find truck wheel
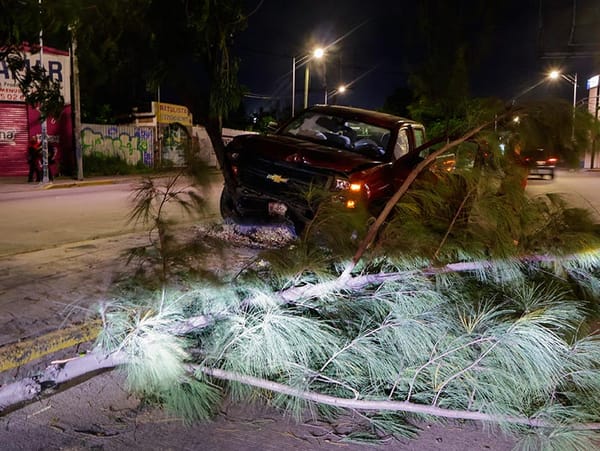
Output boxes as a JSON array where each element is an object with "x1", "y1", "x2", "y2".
[{"x1": 220, "y1": 188, "x2": 242, "y2": 223}]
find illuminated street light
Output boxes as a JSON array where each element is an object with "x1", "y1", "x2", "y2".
[
  {"x1": 549, "y1": 69, "x2": 578, "y2": 139},
  {"x1": 326, "y1": 84, "x2": 347, "y2": 105},
  {"x1": 291, "y1": 47, "x2": 325, "y2": 116}
]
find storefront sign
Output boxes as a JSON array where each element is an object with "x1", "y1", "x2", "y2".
[
  {"x1": 153, "y1": 102, "x2": 193, "y2": 126},
  {"x1": 0, "y1": 129, "x2": 16, "y2": 145},
  {"x1": 0, "y1": 47, "x2": 71, "y2": 103}
]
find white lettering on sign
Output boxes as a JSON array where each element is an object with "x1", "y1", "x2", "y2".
[{"x1": 0, "y1": 130, "x2": 17, "y2": 145}]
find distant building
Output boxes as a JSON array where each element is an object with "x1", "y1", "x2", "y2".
[{"x1": 0, "y1": 45, "x2": 73, "y2": 177}]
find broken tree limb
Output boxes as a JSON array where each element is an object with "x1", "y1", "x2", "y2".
[
  {"x1": 0, "y1": 350, "x2": 127, "y2": 415},
  {"x1": 341, "y1": 119, "x2": 498, "y2": 280},
  {"x1": 277, "y1": 252, "x2": 590, "y2": 304}
]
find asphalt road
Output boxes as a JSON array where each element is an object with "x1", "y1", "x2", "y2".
[
  {"x1": 525, "y1": 168, "x2": 600, "y2": 220},
  {"x1": 0, "y1": 173, "x2": 224, "y2": 257}
]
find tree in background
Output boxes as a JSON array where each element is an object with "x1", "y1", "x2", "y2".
[
  {"x1": 405, "y1": 1, "x2": 499, "y2": 138},
  {"x1": 0, "y1": 0, "x2": 69, "y2": 118}
]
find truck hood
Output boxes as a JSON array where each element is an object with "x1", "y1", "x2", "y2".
[{"x1": 231, "y1": 134, "x2": 382, "y2": 173}]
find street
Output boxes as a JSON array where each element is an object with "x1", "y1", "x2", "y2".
[
  {"x1": 2, "y1": 169, "x2": 600, "y2": 345},
  {"x1": 526, "y1": 169, "x2": 600, "y2": 221},
  {"x1": 0, "y1": 173, "x2": 225, "y2": 348},
  {"x1": 0, "y1": 173, "x2": 224, "y2": 257}
]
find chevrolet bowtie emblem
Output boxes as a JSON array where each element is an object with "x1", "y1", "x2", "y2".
[{"x1": 266, "y1": 174, "x2": 289, "y2": 183}]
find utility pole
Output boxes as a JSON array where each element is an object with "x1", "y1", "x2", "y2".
[
  {"x1": 70, "y1": 24, "x2": 83, "y2": 180},
  {"x1": 39, "y1": 0, "x2": 49, "y2": 184}
]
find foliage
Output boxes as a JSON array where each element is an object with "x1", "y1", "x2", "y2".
[
  {"x1": 101, "y1": 107, "x2": 600, "y2": 447},
  {"x1": 98, "y1": 252, "x2": 600, "y2": 446},
  {"x1": 506, "y1": 99, "x2": 600, "y2": 169},
  {"x1": 127, "y1": 151, "x2": 211, "y2": 281}
]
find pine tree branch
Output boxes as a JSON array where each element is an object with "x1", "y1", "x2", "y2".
[
  {"x1": 3, "y1": 345, "x2": 600, "y2": 432},
  {"x1": 341, "y1": 119, "x2": 498, "y2": 280},
  {"x1": 277, "y1": 252, "x2": 588, "y2": 304},
  {"x1": 198, "y1": 366, "x2": 600, "y2": 430},
  {"x1": 433, "y1": 187, "x2": 475, "y2": 260},
  {"x1": 0, "y1": 351, "x2": 127, "y2": 415}
]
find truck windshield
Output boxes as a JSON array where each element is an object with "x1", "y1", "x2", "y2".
[{"x1": 280, "y1": 111, "x2": 392, "y2": 156}]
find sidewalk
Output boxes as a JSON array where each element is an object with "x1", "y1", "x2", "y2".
[{"x1": 0, "y1": 175, "x2": 139, "y2": 194}]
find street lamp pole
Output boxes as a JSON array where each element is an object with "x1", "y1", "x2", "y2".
[
  {"x1": 291, "y1": 48, "x2": 324, "y2": 114},
  {"x1": 291, "y1": 57, "x2": 296, "y2": 117},
  {"x1": 304, "y1": 63, "x2": 310, "y2": 109},
  {"x1": 549, "y1": 70, "x2": 578, "y2": 140},
  {"x1": 571, "y1": 72, "x2": 578, "y2": 141}
]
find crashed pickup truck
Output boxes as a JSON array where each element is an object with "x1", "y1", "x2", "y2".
[{"x1": 219, "y1": 105, "x2": 428, "y2": 230}]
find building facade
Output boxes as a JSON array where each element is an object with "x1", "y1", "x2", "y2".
[{"x1": 0, "y1": 46, "x2": 73, "y2": 177}]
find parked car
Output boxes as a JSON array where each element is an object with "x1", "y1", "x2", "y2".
[
  {"x1": 219, "y1": 105, "x2": 430, "y2": 230},
  {"x1": 523, "y1": 148, "x2": 558, "y2": 180}
]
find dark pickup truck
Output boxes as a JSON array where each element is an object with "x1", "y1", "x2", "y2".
[{"x1": 220, "y1": 105, "x2": 428, "y2": 229}]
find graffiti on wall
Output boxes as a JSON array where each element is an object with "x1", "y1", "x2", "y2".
[
  {"x1": 81, "y1": 124, "x2": 154, "y2": 166},
  {"x1": 161, "y1": 123, "x2": 190, "y2": 167}
]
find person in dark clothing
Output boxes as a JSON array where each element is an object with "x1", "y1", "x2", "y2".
[
  {"x1": 27, "y1": 137, "x2": 42, "y2": 183},
  {"x1": 48, "y1": 143, "x2": 57, "y2": 181}
]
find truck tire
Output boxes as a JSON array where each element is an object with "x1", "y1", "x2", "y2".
[{"x1": 220, "y1": 187, "x2": 242, "y2": 223}]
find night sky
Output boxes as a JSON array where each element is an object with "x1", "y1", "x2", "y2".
[{"x1": 235, "y1": 0, "x2": 600, "y2": 116}]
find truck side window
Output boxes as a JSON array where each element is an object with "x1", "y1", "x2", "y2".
[
  {"x1": 394, "y1": 129, "x2": 409, "y2": 159},
  {"x1": 414, "y1": 128, "x2": 425, "y2": 148}
]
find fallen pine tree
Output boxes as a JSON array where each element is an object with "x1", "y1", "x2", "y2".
[{"x1": 2, "y1": 251, "x2": 600, "y2": 449}]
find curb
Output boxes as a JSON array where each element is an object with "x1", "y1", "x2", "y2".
[
  {"x1": 0, "y1": 320, "x2": 101, "y2": 373},
  {"x1": 41, "y1": 179, "x2": 119, "y2": 190}
]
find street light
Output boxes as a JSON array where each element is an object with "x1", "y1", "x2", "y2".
[
  {"x1": 549, "y1": 69, "x2": 578, "y2": 139},
  {"x1": 291, "y1": 47, "x2": 325, "y2": 116},
  {"x1": 326, "y1": 84, "x2": 346, "y2": 105}
]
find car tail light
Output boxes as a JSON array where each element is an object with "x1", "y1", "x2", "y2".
[{"x1": 547, "y1": 157, "x2": 558, "y2": 164}]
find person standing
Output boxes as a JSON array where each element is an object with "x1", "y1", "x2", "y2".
[
  {"x1": 48, "y1": 143, "x2": 58, "y2": 181},
  {"x1": 26, "y1": 137, "x2": 42, "y2": 183}
]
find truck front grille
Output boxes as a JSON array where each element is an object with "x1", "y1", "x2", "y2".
[{"x1": 237, "y1": 157, "x2": 331, "y2": 201}]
